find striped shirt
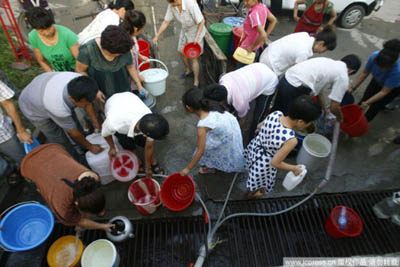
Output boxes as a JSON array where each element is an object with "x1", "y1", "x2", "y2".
[{"x1": 0, "y1": 80, "x2": 16, "y2": 143}]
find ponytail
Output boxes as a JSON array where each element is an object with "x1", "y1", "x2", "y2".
[
  {"x1": 182, "y1": 88, "x2": 225, "y2": 113},
  {"x1": 61, "y1": 177, "x2": 105, "y2": 215},
  {"x1": 315, "y1": 25, "x2": 337, "y2": 51},
  {"x1": 203, "y1": 84, "x2": 228, "y2": 102},
  {"x1": 375, "y1": 38, "x2": 400, "y2": 69},
  {"x1": 121, "y1": 10, "x2": 146, "y2": 35}
]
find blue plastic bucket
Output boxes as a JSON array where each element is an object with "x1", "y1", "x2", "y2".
[
  {"x1": 294, "y1": 122, "x2": 316, "y2": 150},
  {"x1": 24, "y1": 136, "x2": 40, "y2": 154},
  {"x1": 222, "y1": 17, "x2": 244, "y2": 55},
  {"x1": 0, "y1": 203, "x2": 54, "y2": 251}
]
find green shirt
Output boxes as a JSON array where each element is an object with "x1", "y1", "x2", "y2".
[
  {"x1": 29, "y1": 25, "x2": 78, "y2": 71},
  {"x1": 77, "y1": 39, "x2": 133, "y2": 99},
  {"x1": 304, "y1": 0, "x2": 334, "y2": 14}
]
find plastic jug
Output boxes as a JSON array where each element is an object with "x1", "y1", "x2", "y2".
[
  {"x1": 282, "y1": 165, "x2": 307, "y2": 191},
  {"x1": 85, "y1": 134, "x2": 122, "y2": 185},
  {"x1": 372, "y1": 192, "x2": 400, "y2": 219}
]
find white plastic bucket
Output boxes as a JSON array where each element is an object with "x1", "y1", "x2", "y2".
[
  {"x1": 81, "y1": 239, "x2": 119, "y2": 267},
  {"x1": 139, "y1": 59, "x2": 169, "y2": 96},
  {"x1": 296, "y1": 134, "x2": 331, "y2": 171}
]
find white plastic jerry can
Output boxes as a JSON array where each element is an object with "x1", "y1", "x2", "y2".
[{"x1": 282, "y1": 164, "x2": 307, "y2": 191}]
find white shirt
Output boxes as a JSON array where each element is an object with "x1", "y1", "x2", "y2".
[
  {"x1": 260, "y1": 32, "x2": 314, "y2": 76},
  {"x1": 101, "y1": 92, "x2": 151, "y2": 138},
  {"x1": 164, "y1": 0, "x2": 206, "y2": 40},
  {"x1": 220, "y1": 63, "x2": 278, "y2": 118},
  {"x1": 285, "y1": 57, "x2": 349, "y2": 103},
  {"x1": 78, "y1": 9, "x2": 120, "y2": 45}
]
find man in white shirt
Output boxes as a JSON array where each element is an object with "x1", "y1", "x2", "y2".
[
  {"x1": 102, "y1": 92, "x2": 169, "y2": 177},
  {"x1": 271, "y1": 55, "x2": 361, "y2": 122}
]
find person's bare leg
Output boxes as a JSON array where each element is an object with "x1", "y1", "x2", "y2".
[
  {"x1": 192, "y1": 57, "x2": 200, "y2": 86},
  {"x1": 180, "y1": 52, "x2": 191, "y2": 75}
]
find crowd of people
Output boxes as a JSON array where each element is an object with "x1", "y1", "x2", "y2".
[{"x1": 0, "y1": 0, "x2": 399, "y2": 231}]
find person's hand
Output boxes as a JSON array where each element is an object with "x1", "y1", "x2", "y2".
[
  {"x1": 17, "y1": 129, "x2": 33, "y2": 144},
  {"x1": 316, "y1": 26, "x2": 323, "y2": 34},
  {"x1": 140, "y1": 55, "x2": 149, "y2": 62},
  {"x1": 102, "y1": 223, "x2": 115, "y2": 233},
  {"x1": 145, "y1": 167, "x2": 153, "y2": 178},
  {"x1": 246, "y1": 47, "x2": 253, "y2": 53},
  {"x1": 255, "y1": 121, "x2": 264, "y2": 134},
  {"x1": 138, "y1": 86, "x2": 149, "y2": 97},
  {"x1": 360, "y1": 102, "x2": 369, "y2": 110},
  {"x1": 180, "y1": 168, "x2": 190, "y2": 176},
  {"x1": 108, "y1": 147, "x2": 116, "y2": 159},
  {"x1": 347, "y1": 87, "x2": 354, "y2": 93},
  {"x1": 74, "y1": 226, "x2": 82, "y2": 237},
  {"x1": 152, "y1": 36, "x2": 158, "y2": 45},
  {"x1": 96, "y1": 91, "x2": 106, "y2": 103},
  {"x1": 293, "y1": 165, "x2": 303, "y2": 176},
  {"x1": 194, "y1": 36, "x2": 200, "y2": 45},
  {"x1": 89, "y1": 144, "x2": 104, "y2": 154},
  {"x1": 293, "y1": 15, "x2": 300, "y2": 22}
]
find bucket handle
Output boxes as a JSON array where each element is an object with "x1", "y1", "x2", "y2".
[
  {"x1": 0, "y1": 201, "x2": 40, "y2": 252},
  {"x1": 138, "y1": 59, "x2": 169, "y2": 77}
]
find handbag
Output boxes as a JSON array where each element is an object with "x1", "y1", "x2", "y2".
[{"x1": 233, "y1": 47, "x2": 256, "y2": 65}]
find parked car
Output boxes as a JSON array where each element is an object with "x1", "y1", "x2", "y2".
[{"x1": 233, "y1": 0, "x2": 384, "y2": 29}]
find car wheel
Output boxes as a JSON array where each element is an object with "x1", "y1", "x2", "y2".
[
  {"x1": 238, "y1": 2, "x2": 249, "y2": 18},
  {"x1": 339, "y1": 4, "x2": 366, "y2": 29}
]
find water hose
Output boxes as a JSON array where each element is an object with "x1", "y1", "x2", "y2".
[{"x1": 194, "y1": 122, "x2": 341, "y2": 267}]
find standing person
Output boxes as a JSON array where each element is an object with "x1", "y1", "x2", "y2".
[
  {"x1": 244, "y1": 96, "x2": 322, "y2": 199},
  {"x1": 203, "y1": 63, "x2": 278, "y2": 141},
  {"x1": 259, "y1": 25, "x2": 336, "y2": 77},
  {"x1": 180, "y1": 88, "x2": 245, "y2": 175},
  {"x1": 27, "y1": 7, "x2": 79, "y2": 72},
  {"x1": 237, "y1": 0, "x2": 277, "y2": 67},
  {"x1": 0, "y1": 79, "x2": 32, "y2": 186},
  {"x1": 271, "y1": 55, "x2": 361, "y2": 122},
  {"x1": 349, "y1": 39, "x2": 400, "y2": 122},
  {"x1": 120, "y1": 10, "x2": 149, "y2": 91},
  {"x1": 78, "y1": 0, "x2": 135, "y2": 45},
  {"x1": 101, "y1": 92, "x2": 169, "y2": 177},
  {"x1": 153, "y1": 0, "x2": 206, "y2": 88},
  {"x1": 18, "y1": 72, "x2": 103, "y2": 158},
  {"x1": 21, "y1": 144, "x2": 114, "y2": 231},
  {"x1": 76, "y1": 25, "x2": 147, "y2": 103},
  {"x1": 293, "y1": 0, "x2": 337, "y2": 35}
]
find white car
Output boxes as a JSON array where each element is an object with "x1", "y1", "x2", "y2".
[{"x1": 235, "y1": 0, "x2": 384, "y2": 29}]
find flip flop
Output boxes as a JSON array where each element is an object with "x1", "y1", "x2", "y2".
[
  {"x1": 247, "y1": 188, "x2": 265, "y2": 199},
  {"x1": 180, "y1": 71, "x2": 194, "y2": 79},
  {"x1": 151, "y1": 162, "x2": 165, "y2": 175}
]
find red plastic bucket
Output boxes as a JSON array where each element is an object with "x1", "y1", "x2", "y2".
[
  {"x1": 161, "y1": 173, "x2": 196, "y2": 211},
  {"x1": 183, "y1": 42, "x2": 202, "y2": 59},
  {"x1": 340, "y1": 104, "x2": 369, "y2": 137},
  {"x1": 325, "y1": 206, "x2": 363, "y2": 238},
  {"x1": 232, "y1": 26, "x2": 243, "y2": 53},
  {"x1": 138, "y1": 40, "x2": 150, "y2": 71},
  {"x1": 128, "y1": 178, "x2": 161, "y2": 215}
]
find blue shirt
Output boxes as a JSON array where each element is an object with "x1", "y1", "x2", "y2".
[{"x1": 365, "y1": 51, "x2": 400, "y2": 89}]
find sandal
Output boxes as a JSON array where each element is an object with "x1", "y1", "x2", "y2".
[
  {"x1": 180, "y1": 71, "x2": 194, "y2": 79},
  {"x1": 247, "y1": 188, "x2": 264, "y2": 199},
  {"x1": 7, "y1": 171, "x2": 22, "y2": 187},
  {"x1": 151, "y1": 162, "x2": 165, "y2": 175},
  {"x1": 198, "y1": 166, "x2": 216, "y2": 174}
]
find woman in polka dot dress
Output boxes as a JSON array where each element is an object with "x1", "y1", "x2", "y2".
[{"x1": 244, "y1": 96, "x2": 322, "y2": 198}]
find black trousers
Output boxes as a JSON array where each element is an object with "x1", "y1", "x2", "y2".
[
  {"x1": 248, "y1": 94, "x2": 273, "y2": 142},
  {"x1": 360, "y1": 78, "x2": 400, "y2": 122},
  {"x1": 115, "y1": 133, "x2": 146, "y2": 151}
]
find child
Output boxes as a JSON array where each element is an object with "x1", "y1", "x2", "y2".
[
  {"x1": 180, "y1": 88, "x2": 245, "y2": 176},
  {"x1": 244, "y1": 95, "x2": 322, "y2": 199}
]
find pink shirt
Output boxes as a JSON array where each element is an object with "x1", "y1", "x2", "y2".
[{"x1": 240, "y1": 3, "x2": 270, "y2": 51}]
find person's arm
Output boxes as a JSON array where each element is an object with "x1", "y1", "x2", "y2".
[
  {"x1": 83, "y1": 103, "x2": 101, "y2": 131},
  {"x1": 327, "y1": 9, "x2": 337, "y2": 25},
  {"x1": 270, "y1": 138, "x2": 303, "y2": 175},
  {"x1": 348, "y1": 69, "x2": 370, "y2": 93},
  {"x1": 144, "y1": 138, "x2": 155, "y2": 177},
  {"x1": 77, "y1": 217, "x2": 114, "y2": 232},
  {"x1": 104, "y1": 135, "x2": 116, "y2": 159},
  {"x1": 246, "y1": 25, "x2": 267, "y2": 53},
  {"x1": 69, "y1": 42, "x2": 80, "y2": 60},
  {"x1": 33, "y1": 49, "x2": 53, "y2": 72},
  {"x1": 0, "y1": 99, "x2": 33, "y2": 144},
  {"x1": 180, "y1": 127, "x2": 208, "y2": 176},
  {"x1": 361, "y1": 87, "x2": 393, "y2": 108},
  {"x1": 329, "y1": 100, "x2": 343, "y2": 122},
  {"x1": 194, "y1": 18, "x2": 205, "y2": 44},
  {"x1": 126, "y1": 64, "x2": 148, "y2": 96},
  {"x1": 293, "y1": 0, "x2": 305, "y2": 22},
  {"x1": 153, "y1": 20, "x2": 170, "y2": 45},
  {"x1": 265, "y1": 12, "x2": 278, "y2": 40},
  {"x1": 66, "y1": 128, "x2": 103, "y2": 154}
]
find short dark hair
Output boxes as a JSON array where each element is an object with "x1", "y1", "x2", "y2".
[
  {"x1": 341, "y1": 54, "x2": 361, "y2": 74},
  {"x1": 67, "y1": 76, "x2": 99, "y2": 102},
  {"x1": 62, "y1": 177, "x2": 105, "y2": 215},
  {"x1": 315, "y1": 25, "x2": 337, "y2": 51},
  {"x1": 101, "y1": 25, "x2": 134, "y2": 54},
  {"x1": 139, "y1": 114, "x2": 169, "y2": 140},
  {"x1": 26, "y1": 7, "x2": 54, "y2": 29},
  {"x1": 288, "y1": 95, "x2": 322, "y2": 123},
  {"x1": 375, "y1": 39, "x2": 400, "y2": 69},
  {"x1": 203, "y1": 84, "x2": 228, "y2": 102},
  {"x1": 121, "y1": 10, "x2": 146, "y2": 35},
  {"x1": 108, "y1": 0, "x2": 134, "y2": 11}
]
